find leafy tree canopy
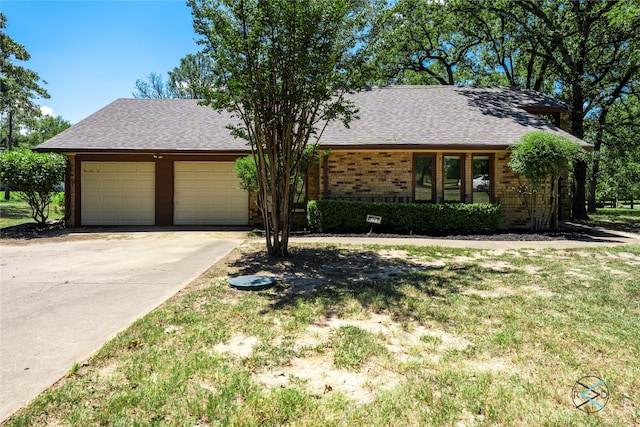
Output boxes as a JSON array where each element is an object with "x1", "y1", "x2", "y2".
[
  {"x1": 0, "y1": 13, "x2": 50, "y2": 150},
  {"x1": 133, "y1": 52, "x2": 216, "y2": 99},
  {"x1": 509, "y1": 131, "x2": 583, "y2": 183},
  {"x1": 3, "y1": 114, "x2": 71, "y2": 149},
  {"x1": 190, "y1": 0, "x2": 373, "y2": 256}
]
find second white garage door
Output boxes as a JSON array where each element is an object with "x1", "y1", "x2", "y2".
[{"x1": 174, "y1": 161, "x2": 248, "y2": 225}]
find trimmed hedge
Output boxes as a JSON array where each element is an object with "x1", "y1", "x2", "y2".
[{"x1": 307, "y1": 199, "x2": 503, "y2": 235}]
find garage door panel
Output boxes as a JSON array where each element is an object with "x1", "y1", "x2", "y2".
[
  {"x1": 174, "y1": 161, "x2": 248, "y2": 225},
  {"x1": 81, "y1": 162, "x2": 155, "y2": 226},
  {"x1": 102, "y1": 179, "x2": 120, "y2": 190},
  {"x1": 192, "y1": 180, "x2": 212, "y2": 189},
  {"x1": 83, "y1": 162, "x2": 100, "y2": 173},
  {"x1": 140, "y1": 179, "x2": 155, "y2": 189},
  {"x1": 101, "y1": 163, "x2": 121, "y2": 173},
  {"x1": 83, "y1": 178, "x2": 100, "y2": 189}
]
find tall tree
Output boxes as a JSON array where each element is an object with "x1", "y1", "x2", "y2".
[
  {"x1": 511, "y1": 0, "x2": 640, "y2": 219},
  {"x1": 0, "y1": 12, "x2": 50, "y2": 199},
  {"x1": 132, "y1": 72, "x2": 176, "y2": 99},
  {"x1": 588, "y1": 90, "x2": 640, "y2": 208},
  {"x1": 133, "y1": 52, "x2": 216, "y2": 99},
  {"x1": 368, "y1": 0, "x2": 484, "y2": 85},
  {"x1": 367, "y1": 0, "x2": 556, "y2": 88},
  {"x1": 458, "y1": 0, "x2": 555, "y2": 91},
  {"x1": 167, "y1": 52, "x2": 216, "y2": 99},
  {"x1": 189, "y1": 0, "x2": 370, "y2": 257},
  {"x1": 583, "y1": 2, "x2": 640, "y2": 212},
  {"x1": 370, "y1": 0, "x2": 640, "y2": 220},
  {"x1": 0, "y1": 13, "x2": 50, "y2": 150},
  {"x1": 19, "y1": 114, "x2": 72, "y2": 148}
]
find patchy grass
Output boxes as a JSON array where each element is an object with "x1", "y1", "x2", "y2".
[
  {"x1": 5, "y1": 242, "x2": 640, "y2": 426},
  {"x1": 0, "y1": 193, "x2": 64, "y2": 229}
]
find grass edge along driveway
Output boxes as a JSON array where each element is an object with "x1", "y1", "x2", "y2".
[{"x1": 4, "y1": 242, "x2": 639, "y2": 427}]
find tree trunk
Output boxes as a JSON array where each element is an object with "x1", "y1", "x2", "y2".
[
  {"x1": 572, "y1": 160, "x2": 588, "y2": 220},
  {"x1": 569, "y1": 85, "x2": 588, "y2": 220},
  {"x1": 588, "y1": 106, "x2": 608, "y2": 213},
  {"x1": 588, "y1": 139, "x2": 601, "y2": 214},
  {"x1": 4, "y1": 112, "x2": 14, "y2": 201},
  {"x1": 550, "y1": 176, "x2": 558, "y2": 229}
]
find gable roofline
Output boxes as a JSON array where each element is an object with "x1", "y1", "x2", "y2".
[{"x1": 37, "y1": 85, "x2": 588, "y2": 153}]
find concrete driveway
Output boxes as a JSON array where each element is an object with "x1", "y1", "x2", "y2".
[{"x1": 0, "y1": 230, "x2": 245, "y2": 422}]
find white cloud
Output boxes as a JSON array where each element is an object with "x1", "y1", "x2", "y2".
[{"x1": 40, "y1": 106, "x2": 53, "y2": 117}]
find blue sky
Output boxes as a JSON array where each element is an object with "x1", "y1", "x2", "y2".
[{"x1": 2, "y1": 0, "x2": 200, "y2": 124}]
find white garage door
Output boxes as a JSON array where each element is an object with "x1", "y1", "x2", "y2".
[
  {"x1": 174, "y1": 161, "x2": 248, "y2": 225},
  {"x1": 81, "y1": 162, "x2": 155, "y2": 225}
]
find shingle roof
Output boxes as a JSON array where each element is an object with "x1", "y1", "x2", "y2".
[
  {"x1": 37, "y1": 85, "x2": 588, "y2": 152},
  {"x1": 38, "y1": 98, "x2": 247, "y2": 152}
]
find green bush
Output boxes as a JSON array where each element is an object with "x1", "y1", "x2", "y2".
[
  {"x1": 307, "y1": 200, "x2": 503, "y2": 235},
  {"x1": 52, "y1": 192, "x2": 65, "y2": 216},
  {"x1": 0, "y1": 149, "x2": 67, "y2": 225}
]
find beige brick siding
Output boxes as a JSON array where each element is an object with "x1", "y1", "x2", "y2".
[
  {"x1": 307, "y1": 159, "x2": 321, "y2": 201},
  {"x1": 313, "y1": 149, "x2": 569, "y2": 230},
  {"x1": 66, "y1": 155, "x2": 76, "y2": 227},
  {"x1": 494, "y1": 152, "x2": 530, "y2": 228},
  {"x1": 324, "y1": 151, "x2": 413, "y2": 201}
]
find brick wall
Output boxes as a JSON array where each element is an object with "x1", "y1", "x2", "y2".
[
  {"x1": 494, "y1": 152, "x2": 530, "y2": 228},
  {"x1": 494, "y1": 151, "x2": 569, "y2": 229},
  {"x1": 66, "y1": 155, "x2": 76, "y2": 227},
  {"x1": 324, "y1": 151, "x2": 413, "y2": 201}
]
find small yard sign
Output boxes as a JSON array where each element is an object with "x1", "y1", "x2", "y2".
[{"x1": 366, "y1": 214, "x2": 382, "y2": 225}]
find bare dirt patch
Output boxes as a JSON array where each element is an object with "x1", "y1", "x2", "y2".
[
  {"x1": 520, "y1": 285, "x2": 554, "y2": 297},
  {"x1": 463, "y1": 356, "x2": 517, "y2": 373},
  {"x1": 214, "y1": 335, "x2": 259, "y2": 358},
  {"x1": 253, "y1": 355, "x2": 402, "y2": 404},
  {"x1": 254, "y1": 312, "x2": 472, "y2": 403},
  {"x1": 523, "y1": 265, "x2": 542, "y2": 274},
  {"x1": 480, "y1": 260, "x2": 515, "y2": 271},
  {"x1": 600, "y1": 266, "x2": 632, "y2": 276},
  {"x1": 565, "y1": 269, "x2": 594, "y2": 281}
]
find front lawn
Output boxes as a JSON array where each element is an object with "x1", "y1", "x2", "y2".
[
  {"x1": 584, "y1": 208, "x2": 640, "y2": 234},
  {"x1": 5, "y1": 242, "x2": 640, "y2": 426}
]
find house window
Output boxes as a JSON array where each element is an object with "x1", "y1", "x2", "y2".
[
  {"x1": 443, "y1": 155, "x2": 463, "y2": 202},
  {"x1": 414, "y1": 155, "x2": 434, "y2": 202},
  {"x1": 472, "y1": 155, "x2": 492, "y2": 203}
]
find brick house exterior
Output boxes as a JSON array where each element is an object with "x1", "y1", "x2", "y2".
[{"x1": 37, "y1": 86, "x2": 588, "y2": 230}]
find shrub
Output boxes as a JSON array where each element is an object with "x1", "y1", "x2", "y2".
[
  {"x1": 51, "y1": 191, "x2": 65, "y2": 217},
  {"x1": 307, "y1": 200, "x2": 503, "y2": 235},
  {"x1": 508, "y1": 131, "x2": 583, "y2": 231},
  {"x1": 0, "y1": 149, "x2": 67, "y2": 225}
]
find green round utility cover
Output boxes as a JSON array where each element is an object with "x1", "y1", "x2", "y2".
[{"x1": 229, "y1": 275, "x2": 276, "y2": 291}]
